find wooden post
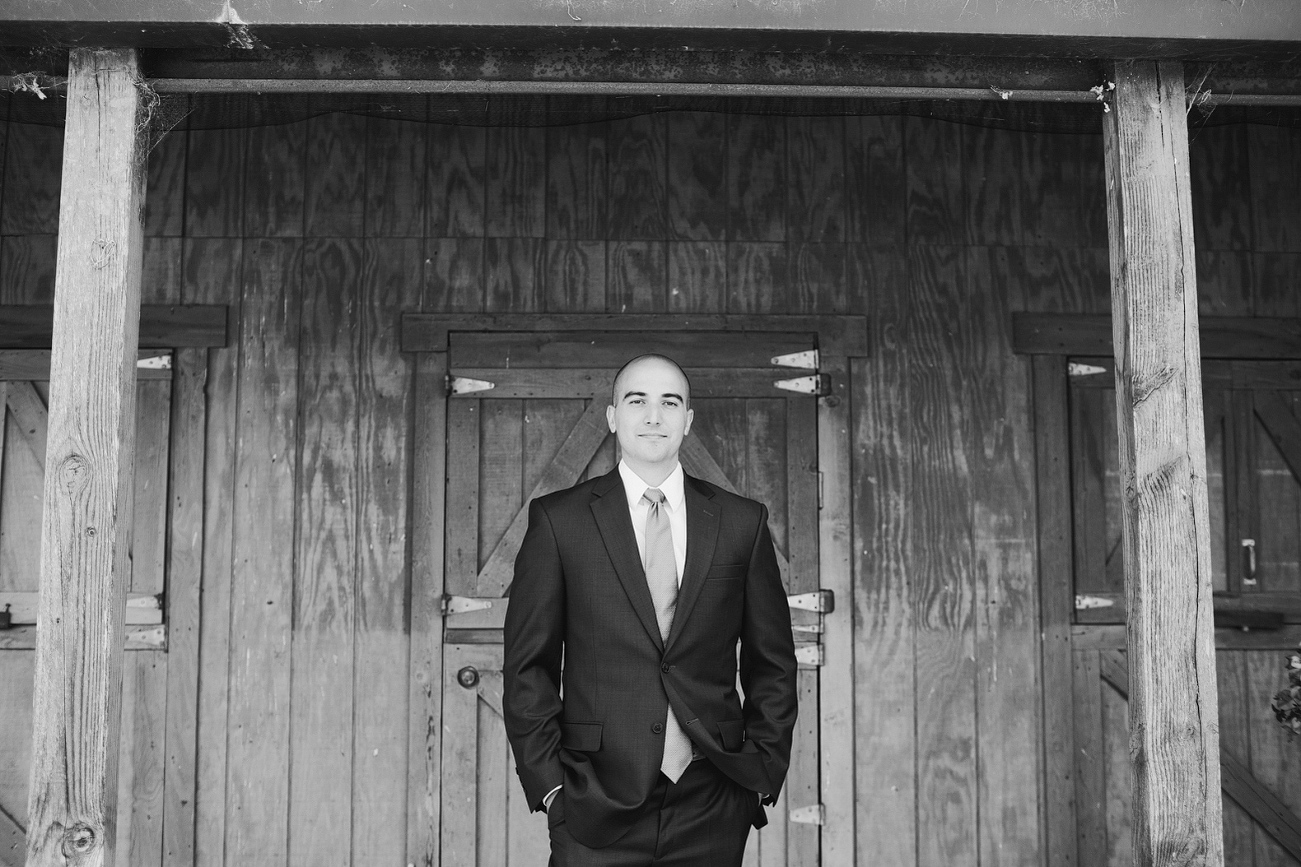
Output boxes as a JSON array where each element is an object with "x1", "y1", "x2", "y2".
[
  {"x1": 25, "y1": 48, "x2": 148, "y2": 867},
  {"x1": 1102, "y1": 60, "x2": 1224, "y2": 867}
]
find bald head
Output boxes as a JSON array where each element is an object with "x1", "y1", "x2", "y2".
[{"x1": 611, "y1": 354, "x2": 692, "y2": 410}]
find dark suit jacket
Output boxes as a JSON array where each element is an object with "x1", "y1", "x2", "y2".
[{"x1": 503, "y1": 467, "x2": 798, "y2": 849}]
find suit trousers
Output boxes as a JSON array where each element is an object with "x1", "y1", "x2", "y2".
[{"x1": 547, "y1": 759, "x2": 757, "y2": 867}]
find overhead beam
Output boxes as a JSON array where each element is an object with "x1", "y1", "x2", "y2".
[
  {"x1": 1012, "y1": 314, "x2": 1301, "y2": 359},
  {"x1": 25, "y1": 48, "x2": 148, "y2": 867},
  {"x1": 1102, "y1": 59, "x2": 1223, "y2": 867}
]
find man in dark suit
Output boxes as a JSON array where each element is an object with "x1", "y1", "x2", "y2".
[{"x1": 504, "y1": 353, "x2": 798, "y2": 866}]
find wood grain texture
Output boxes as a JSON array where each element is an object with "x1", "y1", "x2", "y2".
[
  {"x1": 607, "y1": 241, "x2": 666, "y2": 313},
  {"x1": 485, "y1": 237, "x2": 543, "y2": 312},
  {"x1": 244, "y1": 119, "x2": 307, "y2": 238},
  {"x1": 352, "y1": 237, "x2": 419, "y2": 866},
  {"x1": 427, "y1": 123, "x2": 486, "y2": 238},
  {"x1": 162, "y1": 347, "x2": 205, "y2": 867},
  {"x1": 486, "y1": 126, "x2": 546, "y2": 239},
  {"x1": 845, "y1": 115, "x2": 905, "y2": 247},
  {"x1": 144, "y1": 129, "x2": 187, "y2": 238},
  {"x1": 1033, "y1": 356, "x2": 1079, "y2": 867},
  {"x1": 786, "y1": 117, "x2": 845, "y2": 244},
  {"x1": 726, "y1": 243, "x2": 785, "y2": 314},
  {"x1": 1104, "y1": 59, "x2": 1223, "y2": 867},
  {"x1": 851, "y1": 251, "x2": 916, "y2": 866},
  {"x1": 905, "y1": 112, "x2": 965, "y2": 247},
  {"x1": 1189, "y1": 125, "x2": 1254, "y2": 252},
  {"x1": 607, "y1": 114, "x2": 667, "y2": 240},
  {"x1": 0, "y1": 235, "x2": 58, "y2": 305},
  {"x1": 424, "y1": 238, "x2": 485, "y2": 312},
  {"x1": 184, "y1": 127, "x2": 245, "y2": 238},
  {"x1": 1197, "y1": 251, "x2": 1254, "y2": 317},
  {"x1": 365, "y1": 115, "x2": 428, "y2": 237},
  {"x1": 223, "y1": 238, "x2": 301, "y2": 867},
  {"x1": 909, "y1": 245, "x2": 978, "y2": 867},
  {"x1": 966, "y1": 247, "x2": 1042, "y2": 866},
  {"x1": 545, "y1": 240, "x2": 606, "y2": 313},
  {"x1": 444, "y1": 399, "x2": 480, "y2": 598},
  {"x1": 1217, "y1": 651, "x2": 1257, "y2": 866},
  {"x1": 667, "y1": 241, "x2": 726, "y2": 313},
  {"x1": 727, "y1": 116, "x2": 785, "y2": 243},
  {"x1": 1248, "y1": 125, "x2": 1301, "y2": 254},
  {"x1": 0, "y1": 120, "x2": 61, "y2": 235},
  {"x1": 306, "y1": 111, "x2": 368, "y2": 238},
  {"x1": 667, "y1": 112, "x2": 726, "y2": 242},
  {"x1": 547, "y1": 117, "x2": 607, "y2": 240},
  {"x1": 964, "y1": 126, "x2": 1023, "y2": 247},
  {"x1": 114, "y1": 652, "x2": 165, "y2": 867},
  {"x1": 289, "y1": 237, "x2": 360, "y2": 865},
  {"x1": 1074, "y1": 651, "x2": 1106, "y2": 865},
  {"x1": 25, "y1": 48, "x2": 147, "y2": 867}
]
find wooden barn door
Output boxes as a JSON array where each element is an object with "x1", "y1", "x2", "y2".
[{"x1": 429, "y1": 324, "x2": 832, "y2": 866}]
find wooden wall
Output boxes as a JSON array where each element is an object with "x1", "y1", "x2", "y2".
[{"x1": 0, "y1": 92, "x2": 1299, "y2": 866}]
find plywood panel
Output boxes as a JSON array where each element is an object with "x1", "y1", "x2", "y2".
[
  {"x1": 608, "y1": 240, "x2": 666, "y2": 313},
  {"x1": 224, "y1": 238, "x2": 301, "y2": 865},
  {"x1": 726, "y1": 243, "x2": 785, "y2": 314},
  {"x1": 306, "y1": 111, "x2": 368, "y2": 238},
  {"x1": 964, "y1": 126, "x2": 1023, "y2": 247},
  {"x1": 608, "y1": 114, "x2": 667, "y2": 240},
  {"x1": 145, "y1": 127, "x2": 188, "y2": 238},
  {"x1": 185, "y1": 127, "x2": 246, "y2": 237},
  {"x1": 786, "y1": 116, "x2": 845, "y2": 244},
  {"x1": 728, "y1": 116, "x2": 785, "y2": 243},
  {"x1": 425, "y1": 237, "x2": 485, "y2": 312},
  {"x1": 667, "y1": 112, "x2": 726, "y2": 242},
  {"x1": 909, "y1": 244, "x2": 978, "y2": 866},
  {"x1": 0, "y1": 235, "x2": 57, "y2": 305},
  {"x1": 486, "y1": 237, "x2": 543, "y2": 312},
  {"x1": 546, "y1": 116, "x2": 607, "y2": 240},
  {"x1": 1190, "y1": 125, "x2": 1254, "y2": 252},
  {"x1": 905, "y1": 113, "x2": 965, "y2": 247},
  {"x1": 545, "y1": 240, "x2": 606, "y2": 313},
  {"x1": 366, "y1": 115, "x2": 428, "y2": 238},
  {"x1": 1248, "y1": 125, "x2": 1301, "y2": 254},
  {"x1": 845, "y1": 115, "x2": 905, "y2": 248},
  {"x1": 486, "y1": 126, "x2": 546, "y2": 239},
  {"x1": 0, "y1": 121, "x2": 61, "y2": 234},
  {"x1": 289, "y1": 237, "x2": 360, "y2": 865},
  {"x1": 427, "y1": 122, "x2": 486, "y2": 238},
  {"x1": 667, "y1": 241, "x2": 726, "y2": 313}
]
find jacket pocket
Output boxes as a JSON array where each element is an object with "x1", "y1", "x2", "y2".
[
  {"x1": 716, "y1": 719, "x2": 745, "y2": 751},
  {"x1": 706, "y1": 564, "x2": 745, "y2": 580},
  {"x1": 560, "y1": 721, "x2": 603, "y2": 752}
]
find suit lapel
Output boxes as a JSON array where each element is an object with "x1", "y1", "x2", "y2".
[
  {"x1": 666, "y1": 474, "x2": 719, "y2": 651},
  {"x1": 590, "y1": 469, "x2": 664, "y2": 651}
]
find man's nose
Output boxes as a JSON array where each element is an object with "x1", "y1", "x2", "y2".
[{"x1": 645, "y1": 404, "x2": 661, "y2": 423}]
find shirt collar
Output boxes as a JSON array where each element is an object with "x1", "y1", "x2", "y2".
[{"x1": 618, "y1": 460, "x2": 685, "y2": 512}]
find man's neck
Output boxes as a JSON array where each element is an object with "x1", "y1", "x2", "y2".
[{"x1": 621, "y1": 457, "x2": 677, "y2": 488}]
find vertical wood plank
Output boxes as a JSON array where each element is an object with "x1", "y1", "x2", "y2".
[
  {"x1": 223, "y1": 238, "x2": 301, "y2": 867},
  {"x1": 0, "y1": 120, "x2": 62, "y2": 235},
  {"x1": 352, "y1": 237, "x2": 420, "y2": 867},
  {"x1": 1102, "y1": 674, "x2": 1134, "y2": 867},
  {"x1": 1034, "y1": 355, "x2": 1079, "y2": 867},
  {"x1": 305, "y1": 111, "x2": 368, "y2": 238},
  {"x1": 787, "y1": 116, "x2": 845, "y2": 244},
  {"x1": 1216, "y1": 652, "x2": 1255, "y2": 866},
  {"x1": 845, "y1": 115, "x2": 905, "y2": 247},
  {"x1": 288, "y1": 237, "x2": 360, "y2": 865},
  {"x1": 964, "y1": 127, "x2": 1023, "y2": 247},
  {"x1": 607, "y1": 114, "x2": 667, "y2": 240},
  {"x1": 850, "y1": 248, "x2": 916, "y2": 867},
  {"x1": 667, "y1": 113, "x2": 726, "y2": 242},
  {"x1": 184, "y1": 125, "x2": 245, "y2": 238},
  {"x1": 26, "y1": 48, "x2": 147, "y2": 867},
  {"x1": 546, "y1": 115, "x2": 607, "y2": 240},
  {"x1": 427, "y1": 124, "x2": 485, "y2": 238},
  {"x1": 144, "y1": 128, "x2": 187, "y2": 238},
  {"x1": 909, "y1": 245, "x2": 978, "y2": 867},
  {"x1": 818, "y1": 356, "x2": 855, "y2": 864},
  {"x1": 1248, "y1": 125, "x2": 1301, "y2": 253},
  {"x1": 445, "y1": 400, "x2": 481, "y2": 598},
  {"x1": 162, "y1": 346, "x2": 206, "y2": 867},
  {"x1": 905, "y1": 112, "x2": 966, "y2": 247},
  {"x1": 0, "y1": 235, "x2": 58, "y2": 304},
  {"x1": 115, "y1": 652, "x2": 165, "y2": 867},
  {"x1": 1189, "y1": 125, "x2": 1254, "y2": 252},
  {"x1": 486, "y1": 126, "x2": 546, "y2": 239},
  {"x1": 727, "y1": 116, "x2": 785, "y2": 243},
  {"x1": 1103, "y1": 59, "x2": 1223, "y2": 867},
  {"x1": 408, "y1": 351, "x2": 449, "y2": 867},
  {"x1": 966, "y1": 247, "x2": 1042, "y2": 866},
  {"x1": 1074, "y1": 651, "x2": 1106, "y2": 865},
  {"x1": 608, "y1": 241, "x2": 666, "y2": 313},
  {"x1": 478, "y1": 400, "x2": 522, "y2": 593},
  {"x1": 366, "y1": 114, "x2": 428, "y2": 238},
  {"x1": 243, "y1": 119, "x2": 306, "y2": 238},
  {"x1": 186, "y1": 237, "x2": 241, "y2": 867},
  {"x1": 544, "y1": 240, "x2": 606, "y2": 313},
  {"x1": 667, "y1": 241, "x2": 726, "y2": 313}
]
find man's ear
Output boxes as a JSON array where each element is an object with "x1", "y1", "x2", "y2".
[
  {"x1": 684, "y1": 407, "x2": 694, "y2": 436},
  {"x1": 606, "y1": 403, "x2": 617, "y2": 432}
]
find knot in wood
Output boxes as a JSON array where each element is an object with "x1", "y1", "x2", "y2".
[
  {"x1": 61, "y1": 823, "x2": 99, "y2": 857},
  {"x1": 59, "y1": 454, "x2": 90, "y2": 492},
  {"x1": 89, "y1": 238, "x2": 117, "y2": 269}
]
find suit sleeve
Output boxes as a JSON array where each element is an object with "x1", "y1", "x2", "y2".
[
  {"x1": 503, "y1": 498, "x2": 566, "y2": 812},
  {"x1": 739, "y1": 504, "x2": 799, "y2": 805}
]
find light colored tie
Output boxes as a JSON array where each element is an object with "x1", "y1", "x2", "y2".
[{"x1": 642, "y1": 488, "x2": 693, "y2": 783}]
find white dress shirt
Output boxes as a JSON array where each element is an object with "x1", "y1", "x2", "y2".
[{"x1": 618, "y1": 460, "x2": 688, "y2": 584}]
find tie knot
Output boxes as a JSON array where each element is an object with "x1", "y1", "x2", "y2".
[{"x1": 642, "y1": 487, "x2": 666, "y2": 507}]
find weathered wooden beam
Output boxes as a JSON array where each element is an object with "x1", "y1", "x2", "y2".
[
  {"x1": 1102, "y1": 59, "x2": 1223, "y2": 867},
  {"x1": 0, "y1": 304, "x2": 227, "y2": 349},
  {"x1": 25, "y1": 48, "x2": 148, "y2": 867},
  {"x1": 1012, "y1": 313, "x2": 1301, "y2": 359}
]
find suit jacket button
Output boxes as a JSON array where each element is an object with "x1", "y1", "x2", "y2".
[
  {"x1": 661, "y1": 663, "x2": 671, "y2": 672},
  {"x1": 652, "y1": 722, "x2": 664, "y2": 734}
]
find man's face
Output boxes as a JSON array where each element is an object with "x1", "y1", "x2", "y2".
[{"x1": 606, "y1": 358, "x2": 694, "y2": 476}]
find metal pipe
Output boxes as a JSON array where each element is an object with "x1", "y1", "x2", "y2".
[{"x1": 148, "y1": 77, "x2": 1105, "y2": 102}]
